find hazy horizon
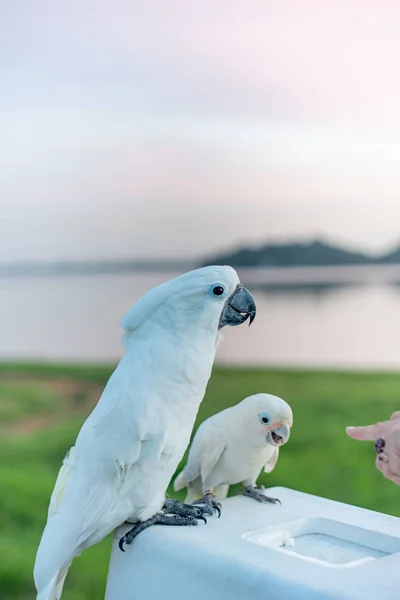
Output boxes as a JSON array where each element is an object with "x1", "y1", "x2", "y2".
[{"x1": 1, "y1": 235, "x2": 399, "y2": 265}]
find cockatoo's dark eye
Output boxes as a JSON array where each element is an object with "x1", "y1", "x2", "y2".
[
  {"x1": 212, "y1": 285, "x2": 225, "y2": 296},
  {"x1": 259, "y1": 413, "x2": 270, "y2": 424}
]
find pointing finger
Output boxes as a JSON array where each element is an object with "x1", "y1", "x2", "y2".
[{"x1": 346, "y1": 424, "x2": 382, "y2": 441}]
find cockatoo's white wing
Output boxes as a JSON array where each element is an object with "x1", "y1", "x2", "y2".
[
  {"x1": 34, "y1": 379, "x2": 166, "y2": 597},
  {"x1": 47, "y1": 446, "x2": 76, "y2": 519},
  {"x1": 174, "y1": 418, "x2": 227, "y2": 490},
  {"x1": 264, "y1": 446, "x2": 279, "y2": 473},
  {"x1": 198, "y1": 428, "x2": 227, "y2": 483}
]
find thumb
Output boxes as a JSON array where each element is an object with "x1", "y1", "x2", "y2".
[{"x1": 346, "y1": 424, "x2": 381, "y2": 441}]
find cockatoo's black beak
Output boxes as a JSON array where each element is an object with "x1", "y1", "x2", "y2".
[{"x1": 218, "y1": 285, "x2": 256, "y2": 329}]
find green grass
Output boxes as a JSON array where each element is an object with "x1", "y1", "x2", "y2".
[
  {"x1": 1, "y1": 363, "x2": 400, "y2": 599},
  {"x1": 0, "y1": 382, "x2": 62, "y2": 423}
]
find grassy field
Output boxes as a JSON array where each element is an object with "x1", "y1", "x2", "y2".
[{"x1": 1, "y1": 363, "x2": 400, "y2": 599}]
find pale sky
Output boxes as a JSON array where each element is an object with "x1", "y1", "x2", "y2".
[{"x1": 2, "y1": 0, "x2": 400, "y2": 262}]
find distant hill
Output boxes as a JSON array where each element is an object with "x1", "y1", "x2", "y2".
[
  {"x1": 200, "y1": 240, "x2": 376, "y2": 268},
  {"x1": 378, "y1": 248, "x2": 400, "y2": 264}
]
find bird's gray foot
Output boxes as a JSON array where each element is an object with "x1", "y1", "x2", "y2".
[
  {"x1": 242, "y1": 485, "x2": 281, "y2": 504},
  {"x1": 162, "y1": 498, "x2": 212, "y2": 520},
  {"x1": 192, "y1": 491, "x2": 222, "y2": 517},
  {"x1": 119, "y1": 512, "x2": 204, "y2": 552}
]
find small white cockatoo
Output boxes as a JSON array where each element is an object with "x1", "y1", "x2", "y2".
[
  {"x1": 174, "y1": 393, "x2": 292, "y2": 510},
  {"x1": 33, "y1": 266, "x2": 256, "y2": 600}
]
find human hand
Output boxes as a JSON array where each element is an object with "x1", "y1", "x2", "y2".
[{"x1": 346, "y1": 412, "x2": 400, "y2": 485}]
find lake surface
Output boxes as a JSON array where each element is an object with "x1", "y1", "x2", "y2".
[{"x1": 2, "y1": 267, "x2": 400, "y2": 369}]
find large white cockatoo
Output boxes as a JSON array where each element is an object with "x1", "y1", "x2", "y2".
[
  {"x1": 174, "y1": 393, "x2": 292, "y2": 509},
  {"x1": 34, "y1": 266, "x2": 256, "y2": 600}
]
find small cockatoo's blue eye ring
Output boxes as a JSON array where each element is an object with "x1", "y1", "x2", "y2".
[
  {"x1": 259, "y1": 413, "x2": 270, "y2": 424},
  {"x1": 211, "y1": 285, "x2": 225, "y2": 297}
]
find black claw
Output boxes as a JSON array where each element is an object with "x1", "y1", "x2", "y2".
[
  {"x1": 119, "y1": 537, "x2": 126, "y2": 552},
  {"x1": 263, "y1": 496, "x2": 281, "y2": 505},
  {"x1": 260, "y1": 496, "x2": 282, "y2": 504},
  {"x1": 118, "y1": 509, "x2": 204, "y2": 550},
  {"x1": 243, "y1": 486, "x2": 282, "y2": 505},
  {"x1": 192, "y1": 494, "x2": 222, "y2": 518},
  {"x1": 163, "y1": 498, "x2": 215, "y2": 520},
  {"x1": 266, "y1": 496, "x2": 280, "y2": 505},
  {"x1": 214, "y1": 505, "x2": 221, "y2": 518},
  {"x1": 200, "y1": 506, "x2": 214, "y2": 517},
  {"x1": 198, "y1": 515, "x2": 207, "y2": 524}
]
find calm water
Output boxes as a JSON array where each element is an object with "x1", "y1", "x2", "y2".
[{"x1": 2, "y1": 268, "x2": 400, "y2": 369}]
